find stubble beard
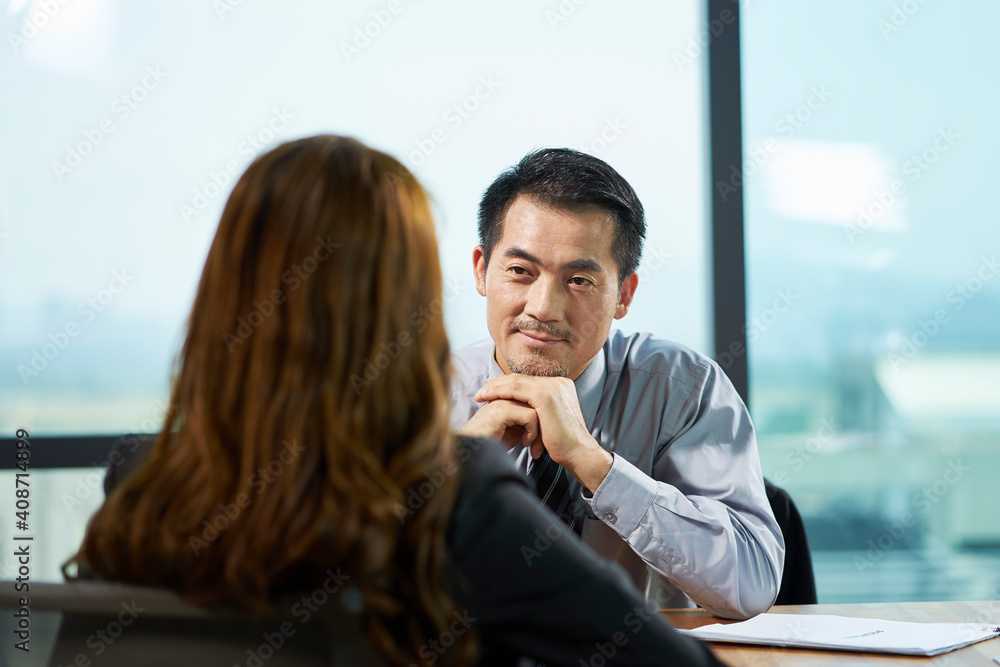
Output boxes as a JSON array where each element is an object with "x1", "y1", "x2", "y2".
[
  {"x1": 504, "y1": 320, "x2": 573, "y2": 377},
  {"x1": 505, "y1": 348, "x2": 569, "y2": 377}
]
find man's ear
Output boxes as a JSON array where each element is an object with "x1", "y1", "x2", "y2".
[
  {"x1": 473, "y1": 245, "x2": 488, "y2": 297},
  {"x1": 614, "y1": 272, "x2": 639, "y2": 320}
]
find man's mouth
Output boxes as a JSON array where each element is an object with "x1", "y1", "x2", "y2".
[{"x1": 517, "y1": 330, "x2": 564, "y2": 345}]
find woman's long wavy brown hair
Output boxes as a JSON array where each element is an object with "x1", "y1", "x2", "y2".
[{"x1": 66, "y1": 135, "x2": 476, "y2": 666}]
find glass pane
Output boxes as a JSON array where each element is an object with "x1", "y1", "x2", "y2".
[
  {"x1": 1, "y1": 0, "x2": 708, "y2": 580},
  {"x1": 0, "y1": 0, "x2": 709, "y2": 437},
  {"x1": 742, "y1": 1, "x2": 1000, "y2": 602}
]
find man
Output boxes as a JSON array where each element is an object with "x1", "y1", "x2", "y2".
[{"x1": 451, "y1": 148, "x2": 784, "y2": 620}]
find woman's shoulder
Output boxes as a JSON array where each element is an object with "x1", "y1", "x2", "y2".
[
  {"x1": 447, "y1": 436, "x2": 532, "y2": 540},
  {"x1": 453, "y1": 436, "x2": 521, "y2": 484},
  {"x1": 451, "y1": 436, "x2": 537, "y2": 507}
]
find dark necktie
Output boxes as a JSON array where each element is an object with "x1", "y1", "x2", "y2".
[{"x1": 529, "y1": 450, "x2": 584, "y2": 535}]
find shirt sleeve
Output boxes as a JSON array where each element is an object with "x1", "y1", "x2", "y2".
[
  {"x1": 584, "y1": 361, "x2": 786, "y2": 620},
  {"x1": 448, "y1": 438, "x2": 725, "y2": 667}
]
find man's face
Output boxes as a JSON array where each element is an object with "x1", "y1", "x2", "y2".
[{"x1": 474, "y1": 195, "x2": 637, "y2": 380}]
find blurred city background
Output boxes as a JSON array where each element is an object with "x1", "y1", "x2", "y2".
[{"x1": 744, "y1": 1, "x2": 1000, "y2": 603}]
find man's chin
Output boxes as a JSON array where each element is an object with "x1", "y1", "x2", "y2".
[{"x1": 505, "y1": 352, "x2": 569, "y2": 377}]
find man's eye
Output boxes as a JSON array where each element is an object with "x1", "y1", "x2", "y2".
[
  {"x1": 570, "y1": 277, "x2": 593, "y2": 286},
  {"x1": 509, "y1": 266, "x2": 529, "y2": 275}
]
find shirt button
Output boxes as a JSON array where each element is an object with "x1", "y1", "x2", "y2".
[{"x1": 603, "y1": 509, "x2": 618, "y2": 524}]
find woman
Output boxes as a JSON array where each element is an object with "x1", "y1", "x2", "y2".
[{"x1": 67, "y1": 135, "x2": 724, "y2": 666}]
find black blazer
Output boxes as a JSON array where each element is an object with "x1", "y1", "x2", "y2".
[{"x1": 103, "y1": 435, "x2": 724, "y2": 667}]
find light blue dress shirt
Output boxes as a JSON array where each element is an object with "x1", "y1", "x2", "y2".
[{"x1": 449, "y1": 329, "x2": 785, "y2": 619}]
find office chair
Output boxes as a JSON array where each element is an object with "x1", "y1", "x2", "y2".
[
  {"x1": 0, "y1": 580, "x2": 383, "y2": 666},
  {"x1": 763, "y1": 478, "x2": 818, "y2": 605}
]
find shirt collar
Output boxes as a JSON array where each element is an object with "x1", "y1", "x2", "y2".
[
  {"x1": 488, "y1": 345, "x2": 607, "y2": 430},
  {"x1": 575, "y1": 347, "x2": 606, "y2": 430}
]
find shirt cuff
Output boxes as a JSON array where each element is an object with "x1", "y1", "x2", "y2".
[{"x1": 584, "y1": 452, "x2": 657, "y2": 539}]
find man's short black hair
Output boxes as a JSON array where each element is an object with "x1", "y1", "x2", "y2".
[{"x1": 477, "y1": 148, "x2": 646, "y2": 285}]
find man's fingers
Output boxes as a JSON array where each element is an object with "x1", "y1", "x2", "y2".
[
  {"x1": 494, "y1": 402, "x2": 539, "y2": 442},
  {"x1": 474, "y1": 375, "x2": 535, "y2": 404},
  {"x1": 459, "y1": 398, "x2": 540, "y2": 444},
  {"x1": 475, "y1": 385, "x2": 530, "y2": 405},
  {"x1": 492, "y1": 403, "x2": 540, "y2": 450}
]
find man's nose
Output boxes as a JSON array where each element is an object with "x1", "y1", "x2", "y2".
[{"x1": 523, "y1": 276, "x2": 566, "y2": 323}]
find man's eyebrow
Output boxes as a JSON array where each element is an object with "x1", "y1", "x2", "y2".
[
  {"x1": 502, "y1": 247, "x2": 605, "y2": 273},
  {"x1": 503, "y1": 247, "x2": 541, "y2": 264},
  {"x1": 562, "y1": 258, "x2": 605, "y2": 273}
]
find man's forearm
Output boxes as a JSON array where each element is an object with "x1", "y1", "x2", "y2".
[
  {"x1": 564, "y1": 445, "x2": 614, "y2": 493},
  {"x1": 586, "y1": 454, "x2": 784, "y2": 619}
]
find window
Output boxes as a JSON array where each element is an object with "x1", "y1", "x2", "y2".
[
  {"x1": 0, "y1": 0, "x2": 710, "y2": 580},
  {"x1": 742, "y1": 0, "x2": 1000, "y2": 602}
]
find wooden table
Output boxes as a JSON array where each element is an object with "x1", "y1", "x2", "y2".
[{"x1": 662, "y1": 601, "x2": 1000, "y2": 666}]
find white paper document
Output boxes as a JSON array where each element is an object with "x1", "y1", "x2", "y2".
[{"x1": 679, "y1": 614, "x2": 1000, "y2": 656}]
